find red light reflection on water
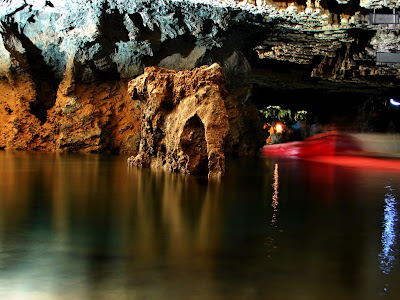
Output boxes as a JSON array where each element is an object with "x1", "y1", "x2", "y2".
[{"x1": 303, "y1": 155, "x2": 400, "y2": 172}]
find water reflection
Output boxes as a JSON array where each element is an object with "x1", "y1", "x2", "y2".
[
  {"x1": 266, "y1": 163, "x2": 279, "y2": 258},
  {"x1": 0, "y1": 152, "x2": 229, "y2": 299},
  {"x1": 126, "y1": 167, "x2": 224, "y2": 263},
  {"x1": 271, "y1": 163, "x2": 279, "y2": 223},
  {"x1": 3, "y1": 153, "x2": 400, "y2": 299},
  {"x1": 379, "y1": 183, "x2": 399, "y2": 294}
]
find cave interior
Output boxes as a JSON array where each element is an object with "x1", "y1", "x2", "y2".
[{"x1": 249, "y1": 56, "x2": 400, "y2": 133}]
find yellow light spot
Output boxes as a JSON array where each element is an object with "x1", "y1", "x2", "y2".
[{"x1": 275, "y1": 124, "x2": 283, "y2": 134}]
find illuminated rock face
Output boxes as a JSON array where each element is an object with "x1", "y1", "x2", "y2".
[
  {"x1": 0, "y1": 0, "x2": 400, "y2": 155},
  {"x1": 127, "y1": 63, "x2": 229, "y2": 178},
  {"x1": 1, "y1": 0, "x2": 400, "y2": 84},
  {"x1": 0, "y1": 76, "x2": 141, "y2": 153}
]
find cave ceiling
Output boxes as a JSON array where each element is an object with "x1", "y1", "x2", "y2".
[{"x1": 1, "y1": 0, "x2": 400, "y2": 98}]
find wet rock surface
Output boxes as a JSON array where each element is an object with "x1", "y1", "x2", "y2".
[
  {"x1": 0, "y1": 75, "x2": 141, "y2": 153},
  {"x1": 1, "y1": 0, "x2": 400, "y2": 158},
  {"x1": 1, "y1": 0, "x2": 400, "y2": 86},
  {"x1": 127, "y1": 63, "x2": 229, "y2": 178}
]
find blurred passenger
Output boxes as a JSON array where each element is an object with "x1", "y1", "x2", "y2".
[
  {"x1": 291, "y1": 120, "x2": 309, "y2": 140},
  {"x1": 270, "y1": 131, "x2": 282, "y2": 144},
  {"x1": 264, "y1": 122, "x2": 287, "y2": 144},
  {"x1": 264, "y1": 124, "x2": 274, "y2": 144},
  {"x1": 311, "y1": 118, "x2": 323, "y2": 136}
]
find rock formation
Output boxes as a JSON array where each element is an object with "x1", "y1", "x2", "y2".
[
  {"x1": 127, "y1": 63, "x2": 229, "y2": 178},
  {"x1": 0, "y1": 74, "x2": 141, "y2": 152},
  {"x1": 1, "y1": 0, "x2": 400, "y2": 158},
  {"x1": 1, "y1": 0, "x2": 400, "y2": 86}
]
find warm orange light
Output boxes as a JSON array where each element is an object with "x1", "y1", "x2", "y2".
[{"x1": 275, "y1": 124, "x2": 283, "y2": 134}]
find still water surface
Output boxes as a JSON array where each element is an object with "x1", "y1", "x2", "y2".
[{"x1": 0, "y1": 151, "x2": 400, "y2": 300}]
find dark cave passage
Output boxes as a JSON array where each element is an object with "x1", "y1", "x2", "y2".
[
  {"x1": 252, "y1": 84, "x2": 400, "y2": 133},
  {"x1": 248, "y1": 52, "x2": 400, "y2": 134}
]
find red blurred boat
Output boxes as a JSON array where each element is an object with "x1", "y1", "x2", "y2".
[
  {"x1": 261, "y1": 131, "x2": 400, "y2": 172},
  {"x1": 261, "y1": 131, "x2": 362, "y2": 158}
]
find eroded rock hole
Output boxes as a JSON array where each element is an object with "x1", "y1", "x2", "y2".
[
  {"x1": 180, "y1": 115, "x2": 208, "y2": 175},
  {"x1": 131, "y1": 87, "x2": 139, "y2": 100}
]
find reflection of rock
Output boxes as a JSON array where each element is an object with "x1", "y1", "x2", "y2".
[{"x1": 127, "y1": 63, "x2": 229, "y2": 178}]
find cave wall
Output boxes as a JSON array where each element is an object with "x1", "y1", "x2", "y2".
[
  {"x1": 2, "y1": 0, "x2": 400, "y2": 88},
  {"x1": 0, "y1": 75, "x2": 141, "y2": 152},
  {"x1": 1, "y1": 0, "x2": 400, "y2": 154}
]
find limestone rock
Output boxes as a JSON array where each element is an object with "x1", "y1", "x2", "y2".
[
  {"x1": 127, "y1": 63, "x2": 229, "y2": 178},
  {"x1": 43, "y1": 79, "x2": 141, "y2": 153},
  {"x1": 2, "y1": 0, "x2": 400, "y2": 158},
  {"x1": 360, "y1": 0, "x2": 400, "y2": 9},
  {"x1": 0, "y1": 75, "x2": 141, "y2": 153},
  {"x1": 221, "y1": 51, "x2": 266, "y2": 156},
  {"x1": 1, "y1": 0, "x2": 400, "y2": 86}
]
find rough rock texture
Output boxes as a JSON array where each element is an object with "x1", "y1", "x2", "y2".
[
  {"x1": 221, "y1": 51, "x2": 266, "y2": 156},
  {"x1": 2, "y1": 0, "x2": 400, "y2": 86},
  {"x1": 0, "y1": 74, "x2": 141, "y2": 153},
  {"x1": 42, "y1": 78, "x2": 141, "y2": 153},
  {"x1": 127, "y1": 63, "x2": 229, "y2": 178},
  {"x1": 1, "y1": 0, "x2": 400, "y2": 156},
  {"x1": 0, "y1": 0, "x2": 269, "y2": 155}
]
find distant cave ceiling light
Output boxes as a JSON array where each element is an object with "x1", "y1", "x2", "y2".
[{"x1": 390, "y1": 98, "x2": 400, "y2": 106}]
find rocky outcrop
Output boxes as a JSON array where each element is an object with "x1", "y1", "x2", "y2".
[
  {"x1": 127, "y1": 63, "x2": 229, "y2": 178},
  {"x1": 1, "y1": 0, "x2": 400, "y2": 86},
  {"x1": 42, "y1": 78, "x2": 141, "y2": 153},
  {"x1": 0, "y1": 74, "x2": 141, "y2": 153},
  {"x1": 1, "y1": 0, "x2": 400, "y2": 157},
  {"x1": 221, "y1": 51, "x2": 266, "y2": 156}
]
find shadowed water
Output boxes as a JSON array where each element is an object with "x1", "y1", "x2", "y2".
[{"x1": 0, "y1": 151, "x2": 400, "y2": 300}]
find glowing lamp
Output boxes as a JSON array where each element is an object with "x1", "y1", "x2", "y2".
[
  {"x1": 390, "y1": 98, "x2": 400, "y2": 106},
  {"x1": 275, "y1": 123, "x2": 283, "y2": 134}
]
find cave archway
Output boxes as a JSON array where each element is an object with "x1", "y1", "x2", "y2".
[{"x1": 180, "y1": 114, "x2": 208, "y2": 175}]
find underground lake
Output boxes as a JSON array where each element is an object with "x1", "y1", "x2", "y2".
[{"x1": 0, "y1": 151, "x2": 399, "y2": 300}]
